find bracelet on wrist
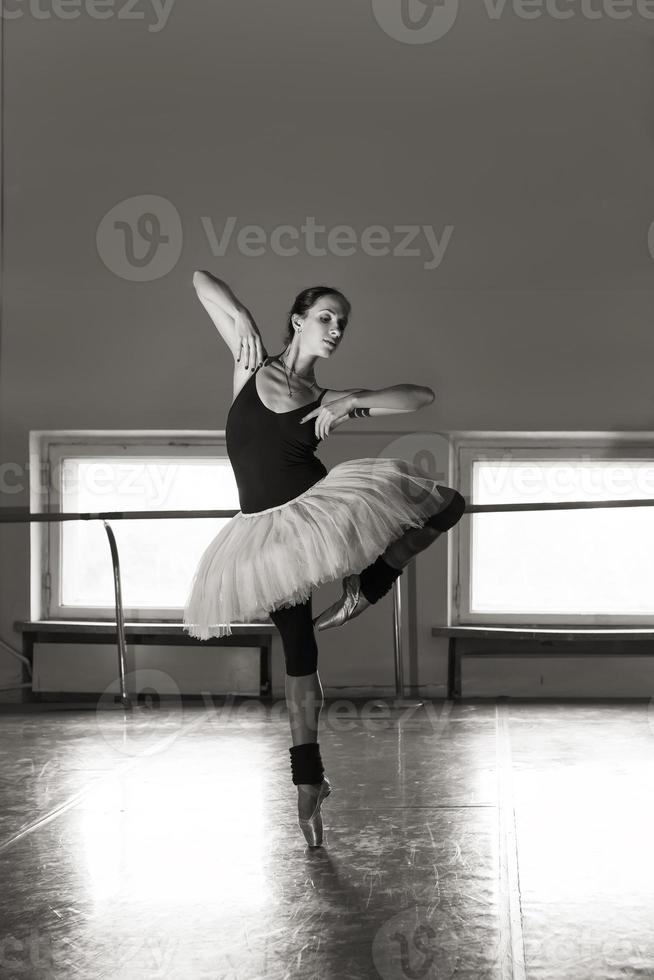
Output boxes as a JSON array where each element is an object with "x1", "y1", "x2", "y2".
[{"x1": 348, "y1": 407, "x2": 371, "y2": 418}]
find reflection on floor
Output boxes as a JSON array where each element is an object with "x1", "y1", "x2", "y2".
[{"x1": 0, "y1": 697, "x2": 652, "y2": 979}]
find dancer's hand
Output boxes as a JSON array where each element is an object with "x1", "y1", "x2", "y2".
[
  {"x1": 300, "y1": 394, "x2": 356, "y2": 441},
  {"x1": 234, "y1": 308, "x2": 267, "y2": 370}
]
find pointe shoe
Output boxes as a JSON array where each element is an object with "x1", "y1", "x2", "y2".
[
  {"x1": 297, "y1": 777, "x2": 332, "y2": 847},
  {"x1": 312, "y1": 573, "x2": 371, "y2": 632}
]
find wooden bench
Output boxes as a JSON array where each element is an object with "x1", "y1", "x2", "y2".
[
  {"x1": 14, "y1": 621, "x2": 276, "y2": 700},
  {"x1": 431, "y1": 626, "x2": 654, "y2": 700}
]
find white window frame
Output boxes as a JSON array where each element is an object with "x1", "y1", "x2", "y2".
[
  {"x1": 29, "y1": 430, "x2": 232, "y2": 622},
  {"x1": 450, "y1": 432, "x2": 654, "y2": 627}
]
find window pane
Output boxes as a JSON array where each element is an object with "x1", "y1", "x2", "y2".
[
  {"x1": 471, "y1": 459, "x2": 654, "y2": 614},
  {"x1": 60, "y1": 457, "x2": 238, "y2": 608}
]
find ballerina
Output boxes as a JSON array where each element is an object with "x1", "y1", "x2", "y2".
[{"x1": 183, "y1": 271, "x2": 466, "y2": 845}]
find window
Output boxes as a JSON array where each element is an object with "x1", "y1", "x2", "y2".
[
  {"x1": 30, "y1": 433, "x2": 240, "y2": 622},
  {"x1": 452, "y1": 434, "x2": 654, "y2": 626},
  {"x1": 31, "y1": 431, "x2": 654, "y2": 628}
]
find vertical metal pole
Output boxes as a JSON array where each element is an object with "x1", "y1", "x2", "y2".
[
  {"x1": 392, "y1": 576, "x2": 403, "y2": 697},
  {"x1": 103, "y1": 521, "x2": 131, "y2": 708},
  {"x1": 392, "y1": 562, "x2": 424, "y2": 707}
]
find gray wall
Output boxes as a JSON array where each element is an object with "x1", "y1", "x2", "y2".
[{"x1": 2, "y1": 3, "x2": 654, "y2": 699}]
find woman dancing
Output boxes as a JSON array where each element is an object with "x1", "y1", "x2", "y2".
[{"x1": 183, "y1": 272, "x2": 466, "y2": 846}]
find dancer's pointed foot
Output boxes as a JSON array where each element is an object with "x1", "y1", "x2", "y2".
[
  {"x1": 312, "y1": 573, "x2": 371, "y2": 632},
  {"x1": 297, "y1": 777, "x2": 332, "y2": 846}
]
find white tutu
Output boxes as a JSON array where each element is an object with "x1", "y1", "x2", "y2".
[{"x1": 182, "y1": 457, "x2": 454, "y2": 639}]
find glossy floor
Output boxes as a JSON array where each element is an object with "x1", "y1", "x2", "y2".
[{"x1": 0, "y1": 698, "x2": 652, "y2": 979}]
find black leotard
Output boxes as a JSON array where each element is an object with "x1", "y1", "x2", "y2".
[{"x1": 225, "y1": 362, "x2": 328, "y2": 514}]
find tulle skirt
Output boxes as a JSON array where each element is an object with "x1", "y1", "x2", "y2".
[{"x1": 182, "y1": 457, "x2": 455, "y2": 639}]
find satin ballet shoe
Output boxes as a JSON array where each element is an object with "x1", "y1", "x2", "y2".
[
  {"x1": 297, "y1": 777, "x2": 332, "y2": 847},
  {"x1": 312, "y1": 573, "x2": 371, "y2": 632}
]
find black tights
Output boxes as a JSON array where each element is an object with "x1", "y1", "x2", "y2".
[
  {"x1": 270, "y1": 488, "x2": 466, "y2": 677},
  {"x1": 269, "y1": 596, "x2": 318, "y2": 678}
]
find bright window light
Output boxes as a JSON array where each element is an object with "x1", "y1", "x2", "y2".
[
  {"x1": 471, "y1": 459, "x2": 654, "y2": 615},
  {"x1": 60, "y1": 457, "x2": 238, "y2": 609}
]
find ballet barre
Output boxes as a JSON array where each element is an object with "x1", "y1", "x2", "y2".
[
  {"x1": 1, "y1": 495, "x2": 654, "y2": 706},
  {"x1": 3, "y1": 495, "x2": 654, "y2": 523}
]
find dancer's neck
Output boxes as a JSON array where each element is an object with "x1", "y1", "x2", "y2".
[{"x1": 277, "y1": 349, "x2": 318, "y2": 385}]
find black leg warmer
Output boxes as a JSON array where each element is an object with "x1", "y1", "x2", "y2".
[
  {"x1": 359, "y1": 491, "x2": 465, "y2": 605},
  {"x1": 289, "y1": 741, "x2": 325, "y2": 785},
  {"x1": 359, "y1": 555, "x2": 403, "y2": 605}
]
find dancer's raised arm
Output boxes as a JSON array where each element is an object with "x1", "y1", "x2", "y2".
[{"x1": 192, "y1": 270, "x2": 267, "y2": 369}]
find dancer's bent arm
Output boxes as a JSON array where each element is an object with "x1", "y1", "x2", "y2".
[
  {"x1": 320, "y1": 384, "x2": 434, "y2": 417},
  {"x1": 192, "y1": 270, "x2": 267, "y2": 368},
  {"x1": 302, "y1": 385, "x2": 435, "y2": 440},
  {"x1": 348, "y1": 385, "x2": 435, "y2": 415}
]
